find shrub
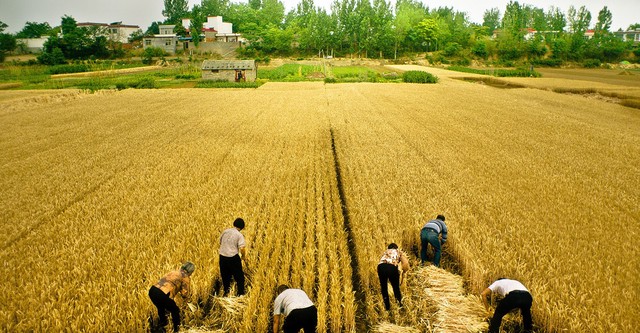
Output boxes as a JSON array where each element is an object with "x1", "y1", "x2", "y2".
[
  {"x1": 443, "y1": 43, "x2": 461, "y2": 57},
  {"x1": 454, "y1": 57, "x2": 471, "y2": 66},
  {"x1": 402, "y1": 70, "x2": 438, "y2": 83},
  {"x1": 175, "y1": 73, "x2": 199, "y2": 79},
  {"x1": 531, "y1": 59, "x2": 563, "y2": 67},
  {"x1": 472, "y1": 41, "x2": 489, "y2": 59},
  {"x1": 324, "y1": 77, "x2": 337, "y2": 83},
  {"x1": 47, "y1": 64, "x2": 90, "y2": 75},
  {"x1": 142, "y1": 47, "x2": 166, "y2": 65},
  {"x1": 447, "y1": 66, "x2": 541, "y2": 78},
  {"x1": 583, "y1": 58, "x2": 601, "y2": 68}
]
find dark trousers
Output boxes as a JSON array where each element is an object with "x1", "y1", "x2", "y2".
[
  {"x1": 489, "y1": 290, "x2": 533, "y2": 333},
  {"x1": 420, "y1": 228, "x2": 442, "y2": 266},
  {"x1": 283, "y1": 305, "x2": 318, "y2": 333},
  {"x1": 149, "y1": 286, "x2": 181, "y2": 332},
  {"x1": 377, "y1": 263, "x2": 402, "y2": 310},
  {"x1": 219, "y1": 254, "x2": 245, "y2": 296}
]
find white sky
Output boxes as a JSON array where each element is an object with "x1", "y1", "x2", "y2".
[{"x1": 1, "y1": 0, "x2": 637, "y2": 33}]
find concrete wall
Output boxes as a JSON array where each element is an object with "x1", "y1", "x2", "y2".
[
  {"x1": 143, "y1": 36, "x2": 177, "y2": 54},
  {"x1": 16, "y1": 37, "x2": 48, "y2": 53},
  {"x1": 202, "y1": 68, "x2": 256, "y2": 82},
  {"x1": 185, "y1": 41, "x2": 239, "y2": 57}
]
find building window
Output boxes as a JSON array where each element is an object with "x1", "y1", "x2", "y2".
[
  {"x1": 144, "y1": 40, "x2": 151, "y2": 46},
  {"x1": 110, "y1": 28, "x2": 118, "y2": 34},
  {"x1": 165, "y1": 40, "x2": 172, "y2": 46},
  {"x1": 211, "y1": 69, "x2": 219, "y2": 73}
]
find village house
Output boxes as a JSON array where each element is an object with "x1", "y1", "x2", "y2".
[
  {"x1": 614, "y1": 29, "x2": 640, "y2": 44},
  {"x1": 201, "y1": 60, "x2": 256, "y2": 82},
  {"x1": 143, "y1": 16, "x2": 241, "y2": 56},
  {"x1": 17, "y1": 21, "x2": 140, "y2": 53},
  {"x1": 143, "y1": 24, "x2": 179, "y2": 54},
  {"x1": 77, "y1": 22, "x2": 141, "y2": 43}
]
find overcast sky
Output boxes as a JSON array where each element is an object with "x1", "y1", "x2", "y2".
[{"x1": 1, "y1": 0, "x2": 637, "y2": 33}]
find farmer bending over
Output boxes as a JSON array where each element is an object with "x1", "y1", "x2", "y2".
[
  {"x1": 481, "y1": 278, "x2": 533, "y2": 333},
  {"x1": 273, "y1": 285, "x2": 318, "y2": 333},
  {"x1": 148, "y1": 261, "x2": 195, "y2": 333}
]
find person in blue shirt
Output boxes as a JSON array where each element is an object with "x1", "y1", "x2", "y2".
[{"x1": 420, "y1": 214, "x2": 447, "y2": 267}]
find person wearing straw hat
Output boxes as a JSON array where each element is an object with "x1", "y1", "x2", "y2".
[
  {"x1": 377, "y1": 243, "x2": 410, "y2": 310},
  {"x1": 481, "y1": 278, "x2": 533, "y2": 333},
  {"x1": 148, "y1": 261, "x2": 196, "y2": 333},
  {"x1": 420, "y1": 214, "x2": 448, "y2": 267},
  {"x1": 272, "y1": 285, "x2": 318, "y2": 333},
  {"x1": 219, "y1": 217, "x2": 247, "y2": 297}
]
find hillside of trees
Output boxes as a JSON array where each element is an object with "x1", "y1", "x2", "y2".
[{"x1": 2, "y1": 0, "x2": 639, "y2": 66}]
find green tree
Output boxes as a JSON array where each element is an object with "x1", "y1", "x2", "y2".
[
  {"x1": 38, "y1": 15, "x2": 110, "y2": 62},
  {"x1": 258, "y1": 0, "x2": 285, "y2": 27},
  {"x1": 128, "y1": 29, "x2": 145, "y2": 43},
  {"x1": 201, "y1": 0, "x2": 230, "y2": 17},
  {"x1": 0, "y1": 21, "x2": 17, "y2": 62},
  {"x1": 567, "y1": 5, "x2": 591, "y2": 33},
  {"x1": 174, "y1": 23, "x2": 188, "y2": 37},
  {"x1": 546, "y1": 6, "x2": 566, "y2": 32},
  {"x1": 145, "y1": 22, "x2": 162, "y2": 35},
  {"x1": 628, "y1": 23, "x2": 640, "y2": 30},
  {"x1": 416, "y1": 18, "x2": 438, "y2": 51},
  {"x1": 16, "y1": 22, "x2": 53, "y2": 38},
  {"x1": 482, "y1": 8, "x2": 501, "y2": 34},
  {"x1": 393, "y1": 0, "x2": 428, "y2": 54},
  {"x1": 163, "y1": 0, "x2": 189, "y2": 24},
  {"x1": 190, "y1": 4, "x2": 206, "y2": 46},
  {"x1": 502, "y1": 1, "x2": 525, "y2": 38},
  {"x1": 567, "y1": 5, "x2": 591, "y2": 60},
  {"x1": 594, "y1": 6, "x2": 612, "y2": 36},
  {"x1": 531, "y1": 8, "x2": 547, "y2": 31},
  {"x1": 369, "y1": 0, "x2": 394, "y2": 57}
]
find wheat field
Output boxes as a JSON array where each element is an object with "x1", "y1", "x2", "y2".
[{"x1": 1, "y1": 68, "x2": 638, "y2": 332}]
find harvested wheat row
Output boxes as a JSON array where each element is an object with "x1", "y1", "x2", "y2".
[{"x1": 416, "y1": 266, "x2": 487, "y2": 333}]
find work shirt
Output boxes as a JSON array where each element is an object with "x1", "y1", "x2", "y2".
[
  {"x1": 488, "y1": 279, "x2": 529, "y2": 297},
  {"x1": 155, "y1": 270, "x2": 190, "y2": 299},
  {"x1": 422, "y1": 218, "x2": 448, "y2": 243},
  {"x1": 273, "y1": 289, "x2": 314, "y2": 317},
  {"x1": 379, "y1": 249, "x2": 401, "y2": 266},
  {"x1": 219, "y1": 228, "x2": 245, "y2": 257}
]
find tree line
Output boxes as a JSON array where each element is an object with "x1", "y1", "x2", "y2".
[{"x1": 2, "y1": 0, "x2": 639, "y2": 65}]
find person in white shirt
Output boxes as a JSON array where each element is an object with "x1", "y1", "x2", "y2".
[
  {"x1": 219, "y1": 218, "x2": 247, "y2": 296},
  {"x1": 377, "y1": 243, "x2": 410, "y2": 310},
  {"x1": 272, "y1": 285, "x2": 317, "y2": 333},
  {"x1": 481, "y1": 278, "x2": 533, "y2": 333}
]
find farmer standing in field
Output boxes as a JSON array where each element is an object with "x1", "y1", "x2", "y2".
[
  {"x1": 148, "y1": 261, "x2": 196, "y2": 333},
  {"x1": 219, "y1": 217, "x2": 247, "y2": 296},
  {"x1": 377, "y1": 242, "x2": 410, "y2": 310},
  {"x1": 420, "y1": 214, "x2": 448, "y2": 267},
  {"x1": 481, "y1": 278, "x2": 533, "y2": 333},
  {"x1": 272, "y1": 284, "x2": 318, "y2": 333}
]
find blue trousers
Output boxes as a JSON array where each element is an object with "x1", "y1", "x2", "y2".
[{"x1": 420, "y1": 228, "x2": 442, "y2": 266}]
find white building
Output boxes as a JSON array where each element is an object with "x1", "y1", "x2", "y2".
[
  {"x1": 77, "y1": 22, "x2": 141, "y2": 43},
  {"x1": 181, "y1": 16, "x2": 241, "y2": 42}
]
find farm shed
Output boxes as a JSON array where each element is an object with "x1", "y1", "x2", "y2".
[{"x1": 201, "y1": 60, "x2": 257, "y2": 82}]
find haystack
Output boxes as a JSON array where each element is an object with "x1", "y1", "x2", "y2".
[{"x1": 412, "y1": 265, "x2": 487, "y2": 333}]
